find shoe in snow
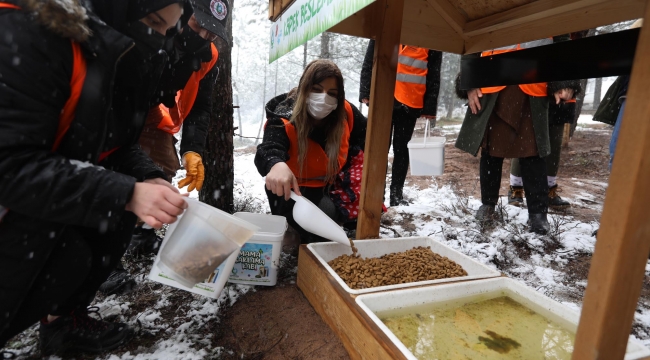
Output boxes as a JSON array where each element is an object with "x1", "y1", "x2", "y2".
[
  {"x1": 548, "y1": 185, "x2": 570, "y2": 209},
  {"x1": 39, "y1": 307, "x2": 133, "y2": 356},
  {"x1": 508, "y1": 186, "x2": 525, "y2": 207},
  {"x1": 475, "y1": 204, "x2": 496, "y2": 222},
  {"x1": 528, "y1": 213, "x2": 550, "y2": 235},
  {"x1": 98, "y1": 269, "x2": 136, "y2": 296}
]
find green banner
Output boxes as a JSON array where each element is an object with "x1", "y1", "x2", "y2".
[{"x1": 269, "y1": 0, "x2": 375, "y2": 63}]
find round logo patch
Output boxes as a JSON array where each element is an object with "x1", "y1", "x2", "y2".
[{"x1": 210, "y1": 0, "x2": 227, "y2": 20}]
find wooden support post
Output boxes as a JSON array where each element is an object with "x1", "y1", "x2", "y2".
[
  {"x1": 573, "y1": 0, "x2": 650, "y2": 358},
  {"x1": 356, "y1": 0, "x2": 405, "y2": 240}
]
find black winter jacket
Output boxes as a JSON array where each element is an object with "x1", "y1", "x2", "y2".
[
  {"x1": 153, "y1": 26, "x2": 218, "y2": 157},
  {"x1": 0, "y1": 0, "x2": 165, "y2": 231},
  {"x1": 254, "y1": 93, "x2": 368, "y2": 178},
  {"x1": 359, "y1": 40, "x2": 442, "y2": 116}
]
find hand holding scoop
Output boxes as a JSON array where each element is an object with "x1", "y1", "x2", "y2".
[{"x1": 290, "y1": 191, "x2": 350, "y2": 246}]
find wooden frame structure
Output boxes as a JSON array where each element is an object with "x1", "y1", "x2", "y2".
[{"x1": 268, "y1": 0, "x2": 650, "y2": 358}]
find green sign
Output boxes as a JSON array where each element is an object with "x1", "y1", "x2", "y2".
[{"x1": 269, "y1": 0, "x2": 375, "y2": 63}]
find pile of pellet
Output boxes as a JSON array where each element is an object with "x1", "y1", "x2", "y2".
[{"x1": 328, "y1": 246, "x2": 468, "y2": 289}]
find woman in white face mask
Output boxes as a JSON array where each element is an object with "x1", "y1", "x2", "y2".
[{"x1": 254, "y1": 60, "x2": 370, "y2": 243}]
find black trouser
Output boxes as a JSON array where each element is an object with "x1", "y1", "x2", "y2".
[
  {"x1": 0, "y1": 211, "x2": 136, "y2": 347},
  {"x1": 480, "y1": 149, "x2": 549, "y2": 214},
  {"x1": 389, "y1": 106, "x2": 420, "y2": 193},
  {"x1": 265, "y1": 186, "x2": 342, "y2": 244}
]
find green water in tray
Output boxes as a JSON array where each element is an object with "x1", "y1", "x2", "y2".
[{"x1": 379, "y1": 295, "x2": 575, "y2": 359}]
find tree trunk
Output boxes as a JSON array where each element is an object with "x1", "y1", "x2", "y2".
[
  {"x1": 200, "y1": 2, "x2": 234, "y2": 213},
  {"x1": 594, "y1": 77, "x2": 603, "y2": 108},
  {"x1": 571, "y1": 78, "x2": 589, "y2": 137},
  {"x1": 303, "y1": 41, "x2": 308, "y2": 69},
  {"x1": 446, "y1": 95, "x2": 455, "y2": 119},
  {"x1": 320, "y1": 32, "x2": 330, "y2": 59},
  {"x1": 255, "y1": 61, "x2": 267, "y2": 145}
]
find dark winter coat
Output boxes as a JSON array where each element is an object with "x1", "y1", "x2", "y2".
[
  {"x1": 0, "y1": 0, "x2": 165, "y2": 231},
  {"x1": 359, "y1": 40, "x2": 442, "y2": 116},
  {"x1": 152, "y1": 25, "x2": 218, "y2": 156},
  {"x1": 254, "y1": 93, "x2": 368, "y2": 178},
  {"x1": 593, "y1": 75, "x2": 629, "y2": 126},
  {"x1": 454, "y1": 43, "x2": 582, "y2": 158}
]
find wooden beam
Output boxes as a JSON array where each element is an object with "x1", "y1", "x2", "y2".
[
  {"x1": 427, "y1": 0, "x2": 467, "y2": 38},
  {"x1": 356, "y1": 0, "x2": 405, "y2": 239},
  {"x1": 328, "y1": 3, "x2": 375, "y2": 39},
  {"x1": 464, "y1": 0, "x2": 644, "y2": 54},
  {"x1": 463, "y1": 0, "x2": 609, "y2": 37},
  {"x1": 573, "y1": 0, "x2": 650, "y2": 358}
]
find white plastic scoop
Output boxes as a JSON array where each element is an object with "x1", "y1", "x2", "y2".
[{"x1": 290, "y1": 191, "x2": 350, "y2": 246}]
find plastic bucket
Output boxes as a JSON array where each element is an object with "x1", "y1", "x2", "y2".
[
  {"x1": 156, "y1": 198, "x2": 259, "y2": 288},
  {"x1": 407, "y1": 118, "x2": 445, "y2": 176},
  {"x1": 228, "y1": 213, "x2": 288, "y2": 286}
]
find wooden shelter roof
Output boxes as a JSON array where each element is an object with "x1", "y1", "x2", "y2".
[{"x1": 270, "y1": 0, "x2": 643, "y2": 54}]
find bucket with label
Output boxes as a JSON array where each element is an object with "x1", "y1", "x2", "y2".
[
  {"x1": 228, "y1": 212, "x2": 287, "y2": 286},
  {"x1": 155, "y1": 198, "x2": 259, "y2": 288}
]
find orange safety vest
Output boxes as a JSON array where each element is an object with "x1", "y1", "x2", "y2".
[
  {"x1": 0, "y1": 2, "x2": 87, "y2": 222},
  {"x1": 480, "y1": 40, "x2": 552, "y2": 97},
  {"x1": 394, "y1": 45, "x2": 428, "y2": 109},
  {"x1": 281, "y1": 101, "x2": 354, "y2": 187},
  {"x1": 155, "y1": 43, "x2": 219, "y2": 134}
]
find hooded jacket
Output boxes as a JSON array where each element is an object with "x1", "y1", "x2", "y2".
[
  {"x1": 254, "y1": 93, "x2": 368, "y2": 181},
  {"x1": 0, "y1": 0, "x2": 165, "y2": 230}
]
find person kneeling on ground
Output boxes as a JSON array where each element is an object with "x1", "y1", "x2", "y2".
[
  {"x1": 100, "y1": 0, "x2": 231, "y2": 296},
  {"x1": 254, "y1": 60, "x2": 374, "y2": 243},
  {"x1": 0, "y1": 0, "x2": 185, "y2": 356}
]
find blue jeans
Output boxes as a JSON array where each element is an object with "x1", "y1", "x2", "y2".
[{"x1": 609, "y1": 100, "x2": 626, "y2": 169}]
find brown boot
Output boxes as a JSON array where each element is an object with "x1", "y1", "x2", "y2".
[
  {"x1": 508, "y1": 186, "x2": 525, "y2": 207},
  {"x1": 549, "y1": 185, "x2": 570, "y2": 209}
]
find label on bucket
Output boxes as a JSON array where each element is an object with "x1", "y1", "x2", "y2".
[{"x1": 229, "y1": 243, "x2": 273, "y2": 283}]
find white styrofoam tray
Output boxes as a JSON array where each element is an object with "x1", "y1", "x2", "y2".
[
  {"x1": 306, "y1": 236, "x2": 501, "y2": 295},
  {"x1": 355, "y1": 277, "x2": 650, "y2": 360}
]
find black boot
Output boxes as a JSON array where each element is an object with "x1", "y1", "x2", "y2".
[
  {"x1": 389, "y1": 186, "x2": 409, "y2": 207},
  {"x1": 39, "y1": 307, "x2": 133, "y2": 356},
  {"x1": 528, "y1": 213, "x2": 550, "y2": 235},
  {"x1": 548, "y1": 185, "x2": 570, "y2": 209},
  {"x1": 508, "y1": 186, "x2": 525, "y2": 206},
  {"x1": 98, "y1": 263, "x2": 135, "y2": 296},
  {"x1": 127, "y1": 227, "x2": 162, "y2": 256},
  {"x1": 475, "y1": 204, "x2": 496, "y2": 222}
]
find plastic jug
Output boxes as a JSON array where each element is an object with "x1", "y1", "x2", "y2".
[{"x1": 156, "y1": 198, "x2": 259, "y2": 288}]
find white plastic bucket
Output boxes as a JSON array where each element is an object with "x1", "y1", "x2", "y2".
[
  {"x1": 155, "y1": 198, "x2": 259, "y2": 288},
  {"x1": 228, "y1": 212, "x2": 287, "y2": 286},
  {"x1": 407, "y1": 119, "x2": 445, "y2": 176}
]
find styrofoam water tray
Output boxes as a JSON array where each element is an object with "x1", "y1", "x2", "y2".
[
  {"x1": 355, "y1": 277, "x2": 650, "y2": 360},
  {"x1": 307, "y1": 236, "x2": 501, "y2": 295}
]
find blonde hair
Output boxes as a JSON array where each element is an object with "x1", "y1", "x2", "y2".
[{"x1": 290, "y1": 60, "x2": 347, "y2": 185}]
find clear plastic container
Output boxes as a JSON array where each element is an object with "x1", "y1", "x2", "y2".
[{"x1": 157, "y1": 198, "x2": 259, "y2": 288}]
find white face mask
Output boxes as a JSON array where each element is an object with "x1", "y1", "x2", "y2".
[{"x1": 307, "y1": 92, "x2": 338, "y2": 120}]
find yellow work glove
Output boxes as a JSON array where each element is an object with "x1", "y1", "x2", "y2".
[{"x1": 178, "y1": 152, "x2": 204, "y2": 191}]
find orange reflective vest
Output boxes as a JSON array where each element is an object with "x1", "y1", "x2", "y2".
[
  {"x1": 480, "y1": 40, "x2": 552, "y2": 97},
  {"x1": 394, "y1": 45, "x2": 428, "y2": 109},
  {"x1": 281, "y1": 101, "x2": 354, "y2": 187},
  {"x1": 155, "y1": 43, "x2": 219, "y2": 134}
]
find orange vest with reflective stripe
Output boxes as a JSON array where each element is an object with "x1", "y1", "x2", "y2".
[
  {"x1": 281, "y1": 101, "x2": 354, "y2": 187},
  {"x1": 394, "y1": 45, "x2": 428, "y2": 109},
  {"x1": 480, "y1": 42, "x2": 548, "y2": 97},
  {"x1": 155, "y1": 43, "x2": 219, "y2": 134},
  {"x1": 0, "y1": 3, "x2": 87, "y2": 150}
]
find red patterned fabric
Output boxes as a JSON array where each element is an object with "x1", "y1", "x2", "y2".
[{"x1": 330, "y1": 150, "x2": 387, "y2": 221}]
